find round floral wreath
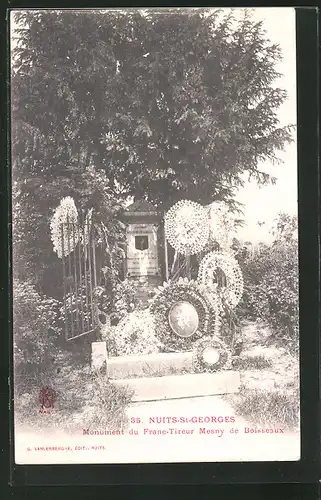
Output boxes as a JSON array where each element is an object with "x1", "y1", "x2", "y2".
[
  {"x1": 164, "y1": 200, "x2": 209, "y2": 255},
  {"x1": 192, "y1": 336, "x2": 232, "y2": 373},
  {"x1": 149, "y1": 278, "x2": 219, "y2": 352},
  {"x1": 198, "y1": 251, "x2": 243, "y2": 308}
]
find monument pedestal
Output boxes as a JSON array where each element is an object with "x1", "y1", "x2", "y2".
[
  {"x1": 113, "y1": 371, "x2": 240, "y2": 402},
  {"x1": 107, "y1": 351, "x2": 193, "y2": 379},
  {"x1": 106, "y1": 352, "x2": 240, "y2": 402}
]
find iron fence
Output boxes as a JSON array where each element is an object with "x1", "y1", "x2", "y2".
[{"x1": 60, "y1": 215, "x2": 99, "y2": 341}]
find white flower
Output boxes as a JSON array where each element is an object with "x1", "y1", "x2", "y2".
[
  {"x1": 112, "y1": 309, "x2": 160, "y2": 356},
  {"x1": 50, "y1": 197, "x2": 79, "y2": 258},
  {"x1": 165, "y1": 200, "x2": 209, "y2": 255},
  {"x1": 207, "y1": 201, "x2": 237, "y2": 253}
]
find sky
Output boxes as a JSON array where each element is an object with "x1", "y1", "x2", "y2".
[
  {"x1": 230, "y1": 8, "x2": 297, "y2": 243},
  {"x1": 10, "y1": 8, "x2": 297, "y2": 243}
]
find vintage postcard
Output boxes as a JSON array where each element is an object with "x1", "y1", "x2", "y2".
[{"x1": 11, "y1": 7, "x2": 300, "y2": 465}]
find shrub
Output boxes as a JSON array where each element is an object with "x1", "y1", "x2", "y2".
[
  {"x1": 94, "y1": 279, "x2": 142, "y2": 326},
  {"x1": 111, "y1": 279, "x2": 142, "y2": 324},
  {"x1": 238, "y1": 214, "x2": 299, "y2": 351},
  {"x1": 13, "y1": 279, "x2": 62, "y2": 390}
]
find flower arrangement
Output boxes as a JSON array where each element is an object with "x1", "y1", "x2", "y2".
[
  {"x1": 198, "y1": 250, "x2": 243, "y2": 309},
  {"x1": 110, "y1": 309, "x2": 161, "y2": 356},
  {"x1": 192, "y1": 336, "x2": 232, "y2": 373},
  {"x1": 164, "y1": 200, "x2": 209, "y2": 255},
  {"x1": 149, "y1": 278, "x2": 220, "y2": 352},
  {"x1": 207, "y1": 201, "x2": 237, "y2": 253},
  {"x1": 50, "y1": 197, "x2": 79, "y2": 258},
  {"x1": 111, "y1": 279, "x2": 142, "y2": 324}
]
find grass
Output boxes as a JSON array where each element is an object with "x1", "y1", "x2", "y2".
[
  {"x1": 228, "y1": 387, "x2": 299, "y2": 431},
  {"x1": 79, "y1": 372, "x2": 134, "y2": 431},
  {"x1": 14, "y1": 357, "x2": 133, "y2": 434},
  {"x1": 232, "y1": 355, "x2": 272, "y2": 371}
]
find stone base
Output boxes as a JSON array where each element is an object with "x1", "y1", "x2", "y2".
[
  {"x1": 113, "y1": 371, "x2": 240, "y2": 402},
  {"x1": 107, "y1": 351, "x2": 193, "y2": 379},
  {"x1": 91, "y1": 342, "x2": 107, "y2": 372}
]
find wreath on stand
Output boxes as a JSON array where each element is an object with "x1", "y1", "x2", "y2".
[
  {"x1": 197, "y1": 251, "x2": 244, "y2": 353},
  {"x1": 164, "y1": 200, "x2": 209, "y2": 256},
  {"x1": 149, "y1": 278, "x2": 220, "y2": 352},
  {"x1": 198, "y1": 250, "x2": 244, "y2": 309}
]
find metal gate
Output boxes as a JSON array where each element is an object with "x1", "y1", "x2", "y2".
[{"x1": 60, "y1": 215, "x2": 99, "y2": 341}]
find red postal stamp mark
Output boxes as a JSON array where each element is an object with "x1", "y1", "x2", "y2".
[{"x1": 39, "y1": 386, "x2": 56, "y2": 414}]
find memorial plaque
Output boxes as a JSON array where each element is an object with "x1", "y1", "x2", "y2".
[{"x1": 126, "y1": 223, "x2": 159, "y2": 277}]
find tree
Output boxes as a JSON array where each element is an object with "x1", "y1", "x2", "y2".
[{"x1": 11, "y1": 8, "x2": 294, "y2": 293}]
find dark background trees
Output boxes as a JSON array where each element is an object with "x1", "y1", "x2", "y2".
[{"x1": 11, "y1": 8, "x2": 293, "y2": 295}]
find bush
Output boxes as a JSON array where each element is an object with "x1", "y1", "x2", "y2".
[
  {"x1": 238, "y1": 214, "x2": 299, "y2": 351},
  {"x1": 94, "y1": 279, "x2": 142, "y2": 326},
  {"x1": 111, "y1": 279, "x2": 143, "y2": 324},
  {"x1": 13, "y1": 279, "x2": 62, "y2": 390}
]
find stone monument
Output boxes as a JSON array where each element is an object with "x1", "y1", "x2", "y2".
[{"x1": 121, "y1": 200, "x2": 163, "y2": 301}]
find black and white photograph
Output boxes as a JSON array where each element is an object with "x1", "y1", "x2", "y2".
[{"x1": 11, "y1": 7, "x2": 300, "y2": 464}]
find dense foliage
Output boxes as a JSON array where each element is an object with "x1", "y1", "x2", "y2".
[
  {"x1": 13, "y1": 279, "x2": 62, "y2": 389},
  {"x1": 237, "y1": 214, "x2": 299, "y2": 349},
  {"x1": 12, "y1": 8, "x2": 293, "y2": 298},
  {"x1": 12, "y1": 9, "x2": 292, "y2": 205},
  {"x1": 93, "y1": 278, "x2": 142, "y2": 326},
  {"x1": 13, "y1": 165, "x2": 126, "y2": 300}
]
